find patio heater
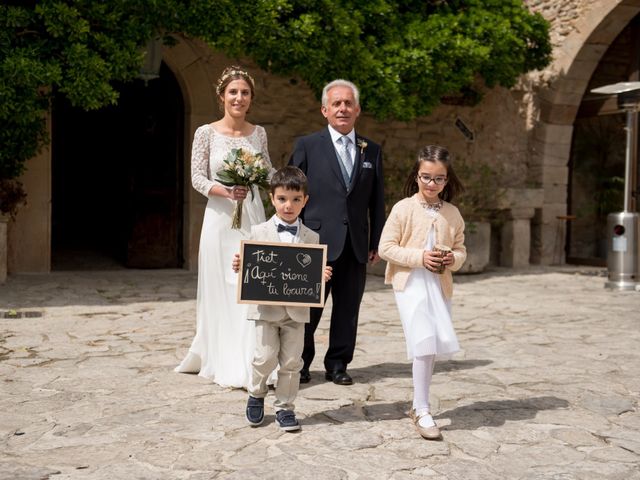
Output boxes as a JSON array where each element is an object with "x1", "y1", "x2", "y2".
[{"x1": 590, "y1": 82, "x2": 640, "y2": 291}]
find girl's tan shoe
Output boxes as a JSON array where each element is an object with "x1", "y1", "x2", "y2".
[{"x1": 409, "y1": 409, "x2": 442, "y2": 440}]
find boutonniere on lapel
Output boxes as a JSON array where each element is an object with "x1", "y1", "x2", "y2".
[
  {"x1": 357, "y1": 138, "x2": 368, "y2": 156},
  {"x1": 357, "y1": 138, "x2": 373, "y2": 169}
]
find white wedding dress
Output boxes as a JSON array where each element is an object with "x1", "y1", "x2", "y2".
[{"x1": 176, "y1": 124, "x2": 271, "y2": 388}]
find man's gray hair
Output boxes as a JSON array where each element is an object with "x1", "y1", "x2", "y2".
[{"x1": 321, "y1": 79, "x2": 360, "y2": 107}]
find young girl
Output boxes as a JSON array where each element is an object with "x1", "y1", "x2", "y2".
[{"x1": 378, "y1": 145, "x2": 466, "y2": 440}]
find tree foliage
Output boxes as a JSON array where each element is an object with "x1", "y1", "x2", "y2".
[
  {"x1": 0, "y1": 0, "x2": 550, "y2": 214},
  {"x1": 233, "y1": 0, "x2": 551, "y2": 119}
]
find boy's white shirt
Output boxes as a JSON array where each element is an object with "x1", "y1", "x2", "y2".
[
  {"x1": 245, "y1": 215, "x2": 320, "y2": 323},
  {"x1": 273, "y1": 216, "x2": 301, "y2": 243}
]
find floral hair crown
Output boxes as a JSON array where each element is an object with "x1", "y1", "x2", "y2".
[{"x1": 216, "y1": 69, "x2": 255, "y2": 95}]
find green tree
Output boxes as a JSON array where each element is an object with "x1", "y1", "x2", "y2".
[{"x1": 0, "y1": 0, "x2": 550, "y2": 217}]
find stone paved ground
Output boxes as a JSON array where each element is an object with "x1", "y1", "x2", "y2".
[{"x1": 0, "y1": 266, "x2": 639, "y2": 479}]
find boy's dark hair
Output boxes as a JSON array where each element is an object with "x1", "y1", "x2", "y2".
[{"x1": 270, "y1": 166, "x2": 308, "y2": 194}]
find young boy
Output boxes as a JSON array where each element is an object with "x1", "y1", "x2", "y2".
[{"x1": 232, "y1": 166, "x2": 332, "y2": 431}]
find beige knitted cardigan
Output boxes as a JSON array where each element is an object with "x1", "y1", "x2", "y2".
[{"x1": 378, "y1": 194, "x2": 466, "y2": 299}]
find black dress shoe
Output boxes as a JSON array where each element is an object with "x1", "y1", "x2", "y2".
[
  {"x1": 299, "y1": 368, "x2": 311, "y2": 384},
  {"x1": 325, "y1": 370, "x2": 353, "y2": 385}
]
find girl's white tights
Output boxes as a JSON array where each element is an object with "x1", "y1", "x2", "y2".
[{"x1": 412, "y1": 354, "x2": 436, "y2": 427}]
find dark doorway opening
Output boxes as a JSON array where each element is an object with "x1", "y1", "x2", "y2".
[
  {"x1": 52, "y1": 63, "x2": 184, "y2": 270},
  {"x1": 567, "y1": 115, "x2": 625, "y2": 265}
]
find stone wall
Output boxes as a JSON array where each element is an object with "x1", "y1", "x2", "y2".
[
  {"x1": 95, "y1": 1, "x2": 640, "y2": 269},
  {"x1": 7, "y1": 115, "x2": 51, "y2": 273},
  {"x1": 178, "y1": 44, "x2": 536, "y2": 268},
  {"x1": 527, "y1": 0, "x2": 593, "y2": 46},
  {"x1": 9, "y1": 1, "x2": 639, "y2": 272}
]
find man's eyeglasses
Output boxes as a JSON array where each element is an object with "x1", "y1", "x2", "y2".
[{"x1": 417, "y1": 175, "x2": 448, "y2": 185}]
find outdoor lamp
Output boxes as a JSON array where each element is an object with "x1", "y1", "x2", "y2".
[{"x1": 138, "y1": 37, "x2": 163, "y2": 85}]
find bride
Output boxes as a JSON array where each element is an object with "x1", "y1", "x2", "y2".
[{"x1": 176, "y1": 66, "x2": 272, "y2": 388}]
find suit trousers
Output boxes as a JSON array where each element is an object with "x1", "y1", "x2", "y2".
[
  {"x1": 303, "y1": 234, "x2": 366, "y2": 372},
  {"x1": 249, "y1": 318, "x2": 304, "y2": 412}
]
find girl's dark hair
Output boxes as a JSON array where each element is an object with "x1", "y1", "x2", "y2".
[
  {"x1": 215, "y1": 66, "x2": 255, "y2": 111},
  {"x1": 270, "y1": 166, "x2": 308, "y2": 195},
  {"x1": 403, "y1": 145, "x2": 464, "y2": 202}
]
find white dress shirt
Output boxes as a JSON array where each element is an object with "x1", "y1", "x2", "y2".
[
  {"x1": 273, "y1": 216, "x2": 301, "y2": 244},
  {"x1": 328, "y1": 125, "x2": 356, "y2": 166}
]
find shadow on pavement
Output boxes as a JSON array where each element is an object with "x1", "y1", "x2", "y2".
[
  {"x1": 453, "y1": 265, "x2": 606, "y2": 285},
  {"x1": 301, "y1": 400, "x2": 409, "y2": 425},
  {"x1": 435, "y1": 396, "x2": 570, "y2": 430},
  {"x1": 0, "y1": 270, "x2": 197, "y2": 309},
  {"x1": 301, "y1": 359, "x2": 493, "y2": 387},
  {"x1": 302, "y1": 395, "x2": 569, "y2": 428}
]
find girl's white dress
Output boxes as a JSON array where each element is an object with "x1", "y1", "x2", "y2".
[
  {"x1": 394, "y1": 208, "x2": 460, "y2": 360},
  {"x1": 175, "y1": 124, "x2": 271, "y2": 388}
]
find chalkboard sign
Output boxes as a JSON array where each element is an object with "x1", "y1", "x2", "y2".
[{"x1": 237, "y1": 240, "x2": 328, "y2": 307}]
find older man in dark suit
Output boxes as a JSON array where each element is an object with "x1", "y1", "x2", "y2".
[{"x1": 289, "y1": 79, "x2": 385, "y2": 385}]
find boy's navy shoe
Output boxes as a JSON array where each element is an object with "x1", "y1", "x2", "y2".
[
  {"x1": 246, "y1": 396, "x2": 264, "y2": 426},
  {"x1": 275, "y1": 409, "x2": 300, "y2": 432}
]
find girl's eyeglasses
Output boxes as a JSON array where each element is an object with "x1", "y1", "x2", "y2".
[{"x1": 417, "y1": 175, "x2": 448, "y2": 185}]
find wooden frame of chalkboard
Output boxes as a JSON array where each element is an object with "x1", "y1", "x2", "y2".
[{"x1": 237, "y1": 240, "x2": 328, "y2": 307}]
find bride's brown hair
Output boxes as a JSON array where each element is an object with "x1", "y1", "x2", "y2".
[{"x1": 215, "y1": 66, "x2": 255, "y2": 100}]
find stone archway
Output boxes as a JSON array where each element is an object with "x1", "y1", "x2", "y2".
[
  {"x1": 8, "y1": 35, "x2": 221, "y2": 273},
  {"x1": 531, "y1": 0, "x2": 640, "y2": 264},
  {"x1": 161, "y1": 36, "x2": 222, "y2": 271},
  {"x1": 567, "y1": 14, "x2": 640, "y2": 264}
]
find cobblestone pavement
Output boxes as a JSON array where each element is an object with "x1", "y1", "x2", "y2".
[{"x1": 1, "y1": 266, "x2": 639, "y2": 479}]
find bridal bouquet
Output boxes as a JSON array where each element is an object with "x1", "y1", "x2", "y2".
[{"x1": 216, "y1": 148, "x2": 270, "y2": 229}]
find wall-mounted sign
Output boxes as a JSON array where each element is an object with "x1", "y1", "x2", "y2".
[{"x1": 455, "y1": 117, "x2": 475, "y2": 142}]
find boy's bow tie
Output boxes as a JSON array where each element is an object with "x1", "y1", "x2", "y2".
[{"x1": 277, "y1": 224, "x2": 298, "y2": 235}]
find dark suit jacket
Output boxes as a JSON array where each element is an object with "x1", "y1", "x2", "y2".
[{"x1": 289, "y1": 127, "x2": 385, "y2": 263}]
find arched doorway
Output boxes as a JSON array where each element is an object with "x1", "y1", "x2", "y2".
[
  {"x1": 566, "y1": 15, "x2": 640, "y2": 265},
  {"x1": 529, "y1": 1, "x2": 640, "y2": 265},
  {"x1": 51, "y1": 62, "x2": 184, "y2": 269}
]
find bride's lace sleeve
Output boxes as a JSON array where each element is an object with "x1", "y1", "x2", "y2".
[
  {"x1": 257, "y1": 126, "x2": 277, "y2": 179},
  {"x1": 191, "y1": 126, "x2": 215, "y2": 197}
]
